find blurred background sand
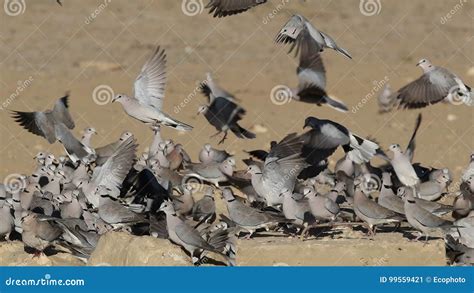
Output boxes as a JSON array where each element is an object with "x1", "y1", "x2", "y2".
[{"x1": 0, "y1": 0, "x2": 473, "y2": 182}]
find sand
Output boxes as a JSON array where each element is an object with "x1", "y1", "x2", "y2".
[{"x1": 0, "y1": 0, "x2": 472, "y2": 266}]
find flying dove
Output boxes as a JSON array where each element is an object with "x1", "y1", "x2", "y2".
[{"x1": 113, "y1": 46, "x2": 193, "y2": 131}]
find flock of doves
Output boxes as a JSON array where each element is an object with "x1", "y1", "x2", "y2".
[{"x1": 1, "y1": 1, "x2": 473, "y2": 266}]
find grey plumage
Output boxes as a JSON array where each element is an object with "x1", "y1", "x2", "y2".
[
  {"x1": 276, "y1": 14, "x2": 352, "y2": 59},
  {"x1": 388, "y1": 59, "x2": 472, "y2": 109},
  {"x1": 402, "y1": 188, "x2": 456, "y2": 241},
  {"x1": 113, "y1": 46, "x2": 193, "y2": 131},
  {"x1": 221, "y1": 188, "x2": 287, "y2": 238},
  {"x1": 247, "y1": 133, "x2": 307, "y2": 206},
  {"x1": 206, "y1": 0, "x2": 267, "y2": 17},
  {"x1": 353, "y1": 180, "x2": 402, "y2": 236}
]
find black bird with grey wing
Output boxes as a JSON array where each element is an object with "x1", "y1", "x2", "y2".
[
  {"x1": 291, "y1": 27, "x2": 348, "y2": 112},
  {"x1": 298, "y1": 117, "x2": 379, "y2": 179},
  {"x1": 199, "y1": 84, "x2": 255, "y2": 144}
]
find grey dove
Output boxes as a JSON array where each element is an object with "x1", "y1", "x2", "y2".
[
  {"x1": 113, "y1": 46, "x2": 193, "y2": 131},
  {"x1": 221, "y1": 187, "x2": 287, "y2": 238},
  {"x1": 159, "y1": 200, "x2": 234, "y2": 266},
  {"x1": 276, "y1": 14, "x2": 352, "y2": 59},
  {"x1": 388, "y1": 59, "x2": 472, "y2": 109},
  {"x1": 353, "y1": 179, "x2": 402, "y2": 236}
]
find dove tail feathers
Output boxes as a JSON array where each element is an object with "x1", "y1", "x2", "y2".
[
  {"x1": 346, "y1": 134, "x2": 379, "y2": 164},
  {"x1": 323, "y1": 96, "x2": 348, "y2": 112}
]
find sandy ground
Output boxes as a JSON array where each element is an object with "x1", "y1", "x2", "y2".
[
  {"x1": 1, "y1": 1, "x2": 473, "y2": 184},
  {"x1": 0, "y1": 0, "x2": 473, "y2": 267}
]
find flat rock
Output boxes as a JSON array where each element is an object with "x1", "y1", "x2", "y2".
[
  {"x1": 88, "y1": 232, "x2": 190, "y2": 266},
  {"x1": 0, "y1": 241, "x2": 83, "y2": 266},
  {"x1": 236, "y1": 228, "x2": 446, "y2": 266}
]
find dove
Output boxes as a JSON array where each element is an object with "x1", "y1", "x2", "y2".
[
  {"x1": 80, "y1": 127, "x2": 97, "y2": 147},
  {"x1": 453, "y1": 180, "x2": 474, "y2": 219},
  {"x1": 11, "y1": 93, "x2": 74, "y2": 144},
  {"x1": 353, "y1": 179, "x2": 403, "y2": 236},
  {"x1": 21, "y1": 212, "x2": 62, "y2": 253},
  {"x1": 221, "y1": 187, "x2": 287, "y2": 238},
  {"x1": 0, "y1": 197, "x2": 14, "y2": 239},
  {"x1": 39, "y1": 217, "x2": 99, "y2": 259},
  {"x1": 95, "y1": 131, "x2": 134, "y2": 165},
  {"x1": 304, "y1": 186, "x2": 340, "y2": 221},
  {"x1": 377, "y1": 83, "x2": 397, "y2": 113},
  {"x1": 171, "y1": 184, "x2": 195, "y2": 216},
  {"x1": 417, "y1": 172, "x2": 449, "y2": 201},
  {"x1": 387, "y1": 144, "x2": 419, "y2": 188},
  {"x1": 192, "y1": 186, "x2": 216, "y2": 223},
  {"x1": 462, "y1": 154, "x2": 474, "y2": 183},
  {"x1": 301, "y1": 116, "x2": 379, "y2": 165},
  {"x1": 247, "y1": 133, "x2": 307, "y2": 206},
  {"x1": 113, "y1": 46, "x2": 193, "y2": 131},
  {"x1": 198, "y1": 89, "x2": 255, "y2": 144},
  {"x1": 276, "y1": 14, "x2": 352, "y2": 59},
  {"x1": 283, "y1": 21, "x2": 348, "y2": 111},
  {"x1": 184, "y1": 157, "x2": 235, "y2": 186},
  {"x1": 205, "y1": 0, "x2": 267, "y2": 17},
  {"x1": 280, "y1": 188, "x2": 313, "y2": 226},
  {"x1": 397, "y1": 187, "x2": 454, "y2": 216},
  {"x1": 199, "y1": 143, "x2": 231, "y2": 164},
  {"x1": 148, "y1": 125, "x2": 163, "y2": 157},
  {"x1": 11, "y1": 94, "x2": 95, "y2": 163},
  {"x1": 81, "y1": 136, "x2": 137, "y2": 208},
  {"x1": 158, "y1": 200, "x2": 234, "y2": 266},
  {"x1": 377, "y1": 173, "x2": 405, "y2": 215},
  {"x1": 402, "y1": 188, "x2": 457, "y2": 242},
  {"x1": 388, "y1": 59, "x2": 472, "y2": 109},
  {"x1": 97, "y1": 186, "x2": 146, "y2": 226}
]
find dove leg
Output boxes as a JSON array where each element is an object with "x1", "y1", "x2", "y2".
[{"x1": 217, "y1": 131, "x2": 228, "y2": 145}]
